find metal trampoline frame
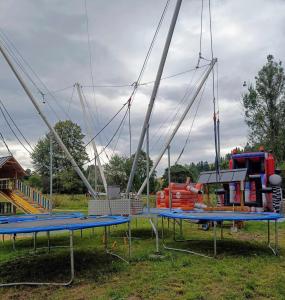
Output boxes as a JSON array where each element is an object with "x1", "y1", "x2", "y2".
[
  {"x1": 0, "y1": 217, "x2": 131, "y2": 287},
  {"x1": 160, "y1": 212, "x2": 280, "y2": 258}
]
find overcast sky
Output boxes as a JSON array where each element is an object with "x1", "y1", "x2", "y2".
[{"x1": 0, "y1": 0, "x2": 284, "y2": 175}]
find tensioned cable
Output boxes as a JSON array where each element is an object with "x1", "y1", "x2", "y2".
[
  {"x1": 50, "y1": 85, "x2": 75, "y2": 94},
  {"x1": 82, "y1": 63, "x2": 210, "y2": 89},
  {"x1": 83, "y1": 107, "x2": 129, "y2": 165},
  {"x1": 208, "y1": 0, "x2": 220, "y2": 177},
  {"x1": 0, "y1": 99, "x2": 34, "y2": 151},
  {"x1": 83, "y1": 64, "x2": 208, "y2": 149},
  {"x1": 67, "y1": 85, "x2": 75, "y2": 114},
  {"x1": 175, "y1": 80, "x2": 208, "y2": 165},
  {"x1": 0, "y1": 102, "x2": 32, "y2": 155},
  {"x1": 196, "y1": 0, "x2": 204, "y2": 67},
  {"x1": 149, "y1": 65, "x2": 209, "y2": 151},
  {"x1": 83, "y1": 0, "x2": 109, "y2": 150},
  {"x1": 81, "y1": 86, "x2": 110, "y2": 161},
  {"x1": 112, "y1": 106, "x2": 129, "y2": 155},
  {"x1": 83, "y1": 65, "x2": 208, "y2": 149},
  {"x1": 84, "y1": 99, "x2": 129, "y2": 148},
  {"x1": 0, "y1": 132, "x2": 12, "y2": 156},
  {"x1": 84, "y1": 0, "x2": 170, "y2": 152},
  {"x1": 0, "y1": 30, "x2": 70, "y2": 120}
]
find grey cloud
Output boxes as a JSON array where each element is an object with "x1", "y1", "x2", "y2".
[{"x1": 0, "y1": 0, "x2": 284, "y2": 176}]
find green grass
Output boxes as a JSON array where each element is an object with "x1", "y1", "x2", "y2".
[
  {"x1": 0, "y1": 195, "x2": 285, "y2": 300},
  {"x1": 51, "y1": 194, "x2": 88, "y2": 213}
]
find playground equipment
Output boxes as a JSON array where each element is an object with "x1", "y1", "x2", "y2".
[
  {"x1": 0, "y1": 156, "x2": 50, "y2": 214},
  {"x1": 156, "y1": 181, "x2": 203, "y2": 210},
  {"x1": 0, "y1": 214, "x2": 131, "y2": 286},
  {"x1": 199, "y1": 149, "x2": 283, "y2": 212},
  {"x1": 160, "y1": 210, "x2": 283, "y2": 257}
]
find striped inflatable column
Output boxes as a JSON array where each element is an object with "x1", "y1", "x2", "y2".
[{"x1": 272, "y1": 186, "x2": 282, "y2": 213}]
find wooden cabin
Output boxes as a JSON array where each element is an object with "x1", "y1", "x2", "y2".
[{"x1": 0, "y1": 156, "x2": 26, "y2": 214}]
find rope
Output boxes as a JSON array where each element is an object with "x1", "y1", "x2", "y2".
[
  {"x1": 0, "y1": 30, "x2": 69, "y2": 120},
  {"x1": 0, "y1": 132, "x2": 12, "y2": 156},
  {"x1": 83, "y1": 0, "x2": 109, "y2": 149},
  {"x1": 208, "y1": 0, "x2": 220, "y2": 176},
  {"x1": 82, "y1": 106, "x2": 129, "y2": 165},
  {"x1": 81, "y1": 63, "x2": 210, "y2": 89},
  {"x1": 0, "y1": 99, "x2": 34, "y2": 152},
  {"x1": 149, "y1": 65, "x2": 209, "y2": 151},
  {"x1": 128, "y1": 102, "x2": 132, "y2": 158},
  {"x1": 84, "y1": 95, "x2": 129, "y2": 148},
  {"x1": 0, "y1": 101, "x2": 32, "y2": 155},
  {"x1": 67, "y1": 85, "x2": 75, "y2": 114},
  {"x1": 175, "y1": 81, "x2": 207, "y2": 165},
  {"x1": 84, "y1": 0, "x2": 170, "y2": 157},
  {"x1": 196, "y1": 0, "x2": 204, "y2": 67}
]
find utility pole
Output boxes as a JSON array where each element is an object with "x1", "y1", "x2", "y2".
[
  {"x1": 126, "y1": 0, "x2": 183, "y2": 194},
  {"x1": 0, "y1": 43, "x2": 97, "y2": 199},
  {"x1": 75, "y1": 83, "x2": 108, "y2": 197},
  {"x1": 137, "y1": 58, "x2": 217, "y2": 196}
]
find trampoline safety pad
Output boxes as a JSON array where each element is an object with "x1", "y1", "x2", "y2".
[
  {"x1": 159, "y1": 210, "x2": 283, "y2": 258},
  {"x1": 159, "y1": 211, "x2": 283, "y2": 222},
  {"x1": 0, "y1": 215, "x2": 131, "y2": 287},
  {"x1": 0, "y1": 216, "x2": 130, "y2": 235}
]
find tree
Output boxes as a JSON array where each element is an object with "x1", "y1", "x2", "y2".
[
  {"x1": 25, "y1": 172, "x2": 43, "y2": 190},
  {"x1": 242, "y1": 55, "x2": 285, "y2": 162},
  {"x1": 104, "y1": 151, "x2": 156, "y2": 193},
  {"x1": 162, "y1": 164, "x2": 195, "y2": 187},
  {"x1": 126, "y1": 151, "x2": 156, "y2": 193},
  {"x1": 104, "y1": 154, "x2": 128, "y2": 190},
  {"x1": 31, "y1": 120, "x2": 89, "y2": 193}
]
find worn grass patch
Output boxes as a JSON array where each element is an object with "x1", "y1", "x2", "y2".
[{"x1": 0, "y1": 208, "x2": 284, "y2": 299}]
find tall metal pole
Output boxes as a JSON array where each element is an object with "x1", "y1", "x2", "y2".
[
  {"x1": 167, "y1": 145, "x2": 172, "y2": 210},
  {"x1": 126, "y1": 0, "x2": 183, "y2": 194},
  {"x1": 75, "y1": 83, "x2": 108, "y2": 196},
  {"x1": 49, "y1": 133, "x2": 53, "y2": 212},
  {"x1": 146, "y1": 124, "x2": 150, "y2": 214},
  {"x1": 137, "y1": 59, "x2": 217, "y2": 196},
  {"x1": 0, "y1": 43, "x2": 97, "y2": 199}
]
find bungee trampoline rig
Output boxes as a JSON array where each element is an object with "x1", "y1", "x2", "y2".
[
  {"x1": 0, "y1": 214, "x2": 131, "y2": 286},
  {"x1": 0, "y1": 0, "x2": 284, "y2": 289}
]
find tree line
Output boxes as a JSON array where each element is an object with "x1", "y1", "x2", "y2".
[{"x1": 26, "y1": 55, "x2": 285, "y2": 194}]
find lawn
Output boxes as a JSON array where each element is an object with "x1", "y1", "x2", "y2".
[{"x1": 0, "y1": 195, "x2": 284, "y2": 300}]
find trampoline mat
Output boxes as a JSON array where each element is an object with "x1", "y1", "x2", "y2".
[
  {"x1": 160, "y1": 211, "x2": 283, "y2": 221},
  {"x1": 0, "y1": 212, "x2": 84, "y2": 224},
  {"x1": 0, "y1": 216, "x2": 130, "y2": 234}
]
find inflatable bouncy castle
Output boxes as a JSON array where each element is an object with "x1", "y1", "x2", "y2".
[
  {"x1": 215, "y1": 148, "x2": 283, "y2": 212},
  {"x1": 156, "y1": 181, "x2": 203, "y2": 210}
]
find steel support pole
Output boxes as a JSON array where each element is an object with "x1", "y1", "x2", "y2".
[
  {"x1": 275, "y1": 220, "x2": 278, "y2": 254},
  {"x1": 76, "y1": 83, "x2": 108, "y2": 196},
  {"x1": 126, "y1": 0, "x2": 183, "y2": 194},
  {"x1": 168, "y1": 145, "x2": 172, "y2": 210},
  {"x1": 12, "y1": 234, "x2": 16, "y2": 251},
  {"x1": 213, "y1": 222, "x2": 217, "y2": 257},
  {"x1": 267, "y1": 220, "x2": 270, "y2": 245},
  {"x1": 49, "y1": 134, "x2": 53, "y2": 212},
  {"x1": 146, "y1": 124, "x2": 150, "y2": 214},
  {"x1": 137, "y1": 59, "x2": 217, "y2": 196},
  {"x1": 33, "y1": 232, "x2": 37, "y2": 252},
  {"x1": 70, "y1": 231, "x2": 75, "y2": 283},
  {"x1": 128, "y1": 221, "x2": 132, "y2": 259},
  {"x1": 47, "y1": 231, "x2": 51, "y2": 252},
  {"x1": 0, "y1": 44, "x2": 97, "y2": 199}
]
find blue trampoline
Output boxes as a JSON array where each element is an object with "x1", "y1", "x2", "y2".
[
  {"x1": 0, "y1": 215, "x2": 131, "y2": 287},
  {"x1": 0, "y1": 212, "x2": 84, "y2": 224},
  {"x1": 159, "y1": 210, "x2": 283, "y2": 258}
]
